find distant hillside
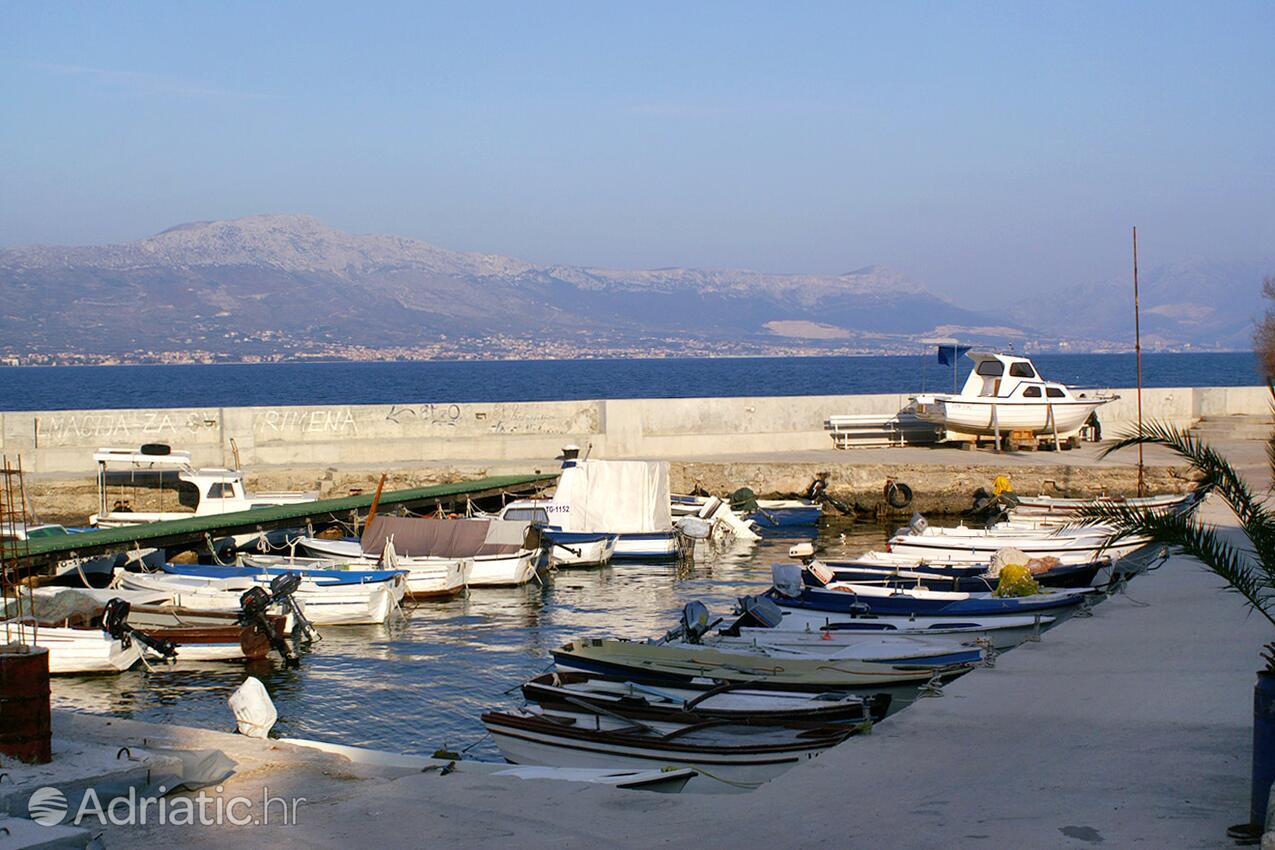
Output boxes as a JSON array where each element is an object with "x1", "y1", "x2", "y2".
[
  {"x1": 1008, "y1": 258, "x2": 1274, "y2": 350},
  {"x1": 0, "y1": 214, "x2": 1260, "y2": 359}
]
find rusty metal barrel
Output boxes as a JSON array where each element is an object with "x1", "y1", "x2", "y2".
[{"x1": 0, "y1": 644, "x2": 52, "y2": 764}]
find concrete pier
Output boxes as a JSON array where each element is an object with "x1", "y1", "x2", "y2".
[{"x1": 8, "y1": 385, "x2": 1263, "y2": 522}]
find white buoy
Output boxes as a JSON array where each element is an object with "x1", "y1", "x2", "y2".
[{"x1": 228, "y1": 676, "x2": 277, "y2": 738}]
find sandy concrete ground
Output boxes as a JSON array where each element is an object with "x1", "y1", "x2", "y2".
[{"x1": 31, "y1": 429, "x2": 1273, "y2": 848}]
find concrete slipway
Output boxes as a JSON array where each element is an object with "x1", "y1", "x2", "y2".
[{"x1": 22, "y1": 433, "x2": 1273, "y2": 849}]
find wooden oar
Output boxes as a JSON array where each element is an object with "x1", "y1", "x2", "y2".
[{"x1": 360, "y1": 473, "x2": 388, "y2": 544}]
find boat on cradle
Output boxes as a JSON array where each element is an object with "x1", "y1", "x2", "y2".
[
  {"x1": 521, "y1": 670, "x2": 889, "y2": 725},
  {"x1": 546, "y1": 450, "x2": 691, "y2": 562},
  {"x1": 495, "y1": 500, "x2": 620, "y2": 567},
  {"x1": 278, "y1": 737, "x2": 698, "y2": 793},
  {"x1": 768, "y1": 563, "x2": 1098, "y2": 620},
  {"x1": 298, "y1": 516, "x2": 541, "y2": 588},
  {"x1": 481, "y1": 704, "x2": 857, "y2": 791},
  {"x1": 909, "y1": 351, "x2": 1115, "y2": 442},
  {"x1": 87, "y1": 445, "x2": 316, "y2": 545}
]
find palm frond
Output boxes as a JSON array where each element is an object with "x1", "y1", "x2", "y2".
[
  {"x1": 1097, "y1": 421, "x2": 1275, "y2": 575},
  {"x1": 1076, "y1": 503, "x2": 1275, "y2": 627}
]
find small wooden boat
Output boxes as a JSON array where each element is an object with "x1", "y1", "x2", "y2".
[
  {"x1": 302, "y1": 516, "x2": 542, "y2": 588},
  {"x1": 551, "y1": 639, "x2": 974, "y2": 706},
  {"x1": 521, "y1": 671, "x2": 888, "y2": 725},
  {"x1": 119, "y1": 566, "x2": 399, "y2": 626},
  {"x1": 279, "y1": 737, "x2": 698, "y2": 792},
  {"x1": 769, "y1": 572, "x2": 1096, "y2": 619},
  {"x1": 728, "y1": 603, "x2": 1055, "y2": 652},
  {"x1": 822, "y1": 559, "x2": 1108, "y2": 591},
  {"x1": 887, "y1": 516, "x2": 1148, "y2": 561},
  {"x1": 1006, "y1": 490, "x2": 1199, "y2": 519},
  {"x1": 482, "y1": 704, "x2": 857, "y2": 790},
  {"x1": 495, "y1": 500, "x2": 622, "y2": 567},
  {"x1": 0, "y1": 623, "x2": 141, "y2": 674}
]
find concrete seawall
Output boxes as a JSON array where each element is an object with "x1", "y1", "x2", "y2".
[{"x1": 2, "y1": 385, "x2": 1268, "y2": 474}]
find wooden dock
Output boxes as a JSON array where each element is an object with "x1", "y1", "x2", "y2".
[{"x1": 11, "y1": 473, "x2": 557, "y2": 571}]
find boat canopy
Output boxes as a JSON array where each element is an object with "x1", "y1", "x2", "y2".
[
  {"x1": 550, "y1": 459, "x2": 673, "y2": 534},
  {"x1": 360, "y1": 516, "x2": 530, "y2": 557},
  {"x1": 958, "y1": 351, "x2": 1061, "y2": 399}
]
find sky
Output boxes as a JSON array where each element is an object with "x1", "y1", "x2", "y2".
[{"x1": 2, "y1": 1, "x2": 1272, "y2": 300}]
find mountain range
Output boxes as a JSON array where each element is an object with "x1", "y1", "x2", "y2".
[{"x1": 0, "y1": 214, "x2": 1267, "y2": 360}]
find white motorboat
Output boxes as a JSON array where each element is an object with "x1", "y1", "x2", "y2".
[
  {"x1": 910, "y1": 351, "x2": 1115, "y2": 441},
  {"x1": 496, "y1": 500, "x2": 620, "y2": 567},
  {"x1": 88, "y1": 445, "x2": 316, "y2": 531}
]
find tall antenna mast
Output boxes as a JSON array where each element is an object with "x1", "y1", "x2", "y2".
[{"x1": 1133, "y1": 226, "x2": 1145, "y2": 496}]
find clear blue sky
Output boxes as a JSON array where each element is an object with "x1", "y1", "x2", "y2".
[{"x1": 2, "y1": 1, "x2": 1272, "y2": 299}]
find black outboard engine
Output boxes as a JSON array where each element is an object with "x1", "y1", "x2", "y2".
[
  {"x1": 720, "y1": 595, "x2": 785, "y2": 637},
  {"x1": 679, "y1": 601, "x2": 717, "y2": 644},
  {"x1": 657, "y1": 601, "x2": 722, "y2": 645},
  {"x1": 101, "y1": 598, "x2": 177, "y2": 661},
  {"x1": 237, "y1": 572, "x2": 313, "y2": 667}
]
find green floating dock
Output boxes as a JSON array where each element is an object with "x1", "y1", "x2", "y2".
[{"x1": 15, "y1": 473, "x2": 558, "y2": 570}]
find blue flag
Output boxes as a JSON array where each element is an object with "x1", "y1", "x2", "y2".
[{"x1": 936, "y1": 344, "x2": 972, "y2": 367}]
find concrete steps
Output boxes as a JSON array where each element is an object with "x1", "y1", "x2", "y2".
[{"x1": 1189, "y1": 414, "x2": 1273, "y2": 441}]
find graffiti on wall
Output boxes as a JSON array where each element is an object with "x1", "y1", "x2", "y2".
[{"x1": 34, "y1": 411, "x2": 217, "y2": 447}]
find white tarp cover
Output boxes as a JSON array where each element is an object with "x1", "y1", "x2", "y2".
[{"x1": 550, "y1": 460, "x2": 672, "y2": 533}]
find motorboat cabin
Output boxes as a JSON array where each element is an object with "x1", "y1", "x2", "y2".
[
  {"x1": 910, "y1": 351, "x2": 1114, "y2": 441},
  {"x1": 90, "y1": 445, "x2": 317, "y2": 528}
]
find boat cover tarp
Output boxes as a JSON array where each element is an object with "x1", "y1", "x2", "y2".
[
  {"x1": 550, "y1": 460, "x2": 672, "y2": 533},
  {"x1": 2, "y1": 586, "x2": 174, "y2": 625},
  {"x1": 361, "y1": 517, "x2": 529, "y2": 557}
]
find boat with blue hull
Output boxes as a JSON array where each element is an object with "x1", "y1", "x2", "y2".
[
  {"x1": 163, "y1": 562, "x2": 405, "y2": 587},
  {"x1": 768, "y1": 580, "x2": 1095, "y2": 618},
  {"x1": 822, "y1": 559, "x2": 1107, "y2": 592}
]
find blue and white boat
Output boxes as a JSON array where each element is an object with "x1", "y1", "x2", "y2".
[
  {"x1": 672, "y1": 494, "x2": 820, "y2": 529},
  {"x1": 495, "y1": 500, "x2": 619, "y2": 567},
  {"x1": 767, "y1": 563, "x2": 1096, "y2": 619}
]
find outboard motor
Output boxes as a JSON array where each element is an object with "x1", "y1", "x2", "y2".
[
  {"x1": 904, "y1": 512, "x2": 928, "y2": 536},
  {"x1": 238, "y1": 572, "x2": 313, "y2": 667},
  {"x1": 771, "y1": 563, "x2": 805, "y2": 597},
  {"x1": 720, "y1": 595, "x2": 785, "y2": 637},
  {"x1": 679, "y1": 601, "x2": 717, "y2": 644},
  {"x1": 657, "y1": 600, "x2": 721, "y2": 645},
  {"x1": 101, "y1": 598, "x2": 177, "y2": 661}
]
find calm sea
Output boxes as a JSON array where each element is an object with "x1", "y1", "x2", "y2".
[
  {"x1": 50, "y1": 525, "x2": 887, "y2": 760},
  {"x1": 0, "y1": 351, "x2": 1260, "y2": 411}
]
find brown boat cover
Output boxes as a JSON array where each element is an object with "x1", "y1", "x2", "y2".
[{"x1": 361, "y1": 516, "x2": 530, "y2": 557}]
